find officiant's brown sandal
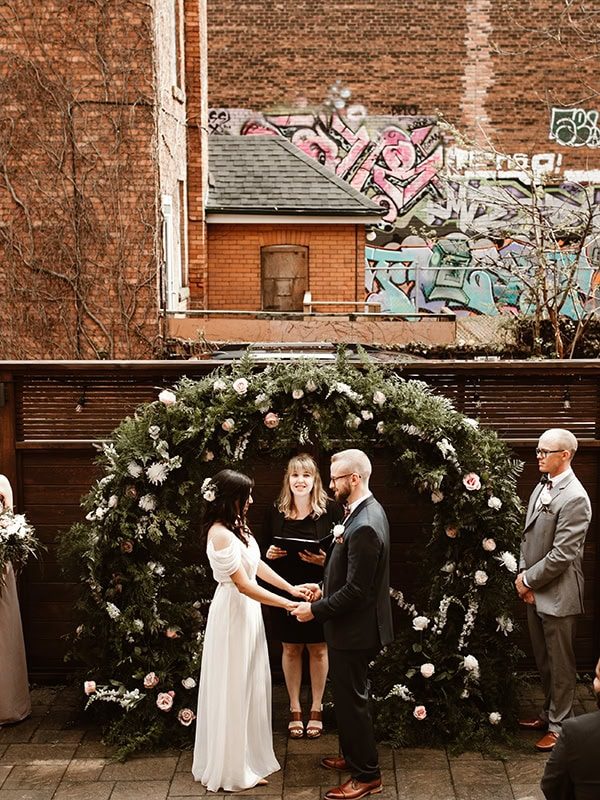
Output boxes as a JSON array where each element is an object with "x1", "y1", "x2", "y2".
[
  {"x1": 288, "y1": 710, "x2": 304, "y2": 738},
  {"x1": 306, "y1": 709, "x2": 323, "y2": 738}
]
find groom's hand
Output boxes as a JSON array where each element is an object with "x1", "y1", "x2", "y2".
[
  {"x1": 291, "y1": 601, "x2": 314, "y2": 622},
  {"x1": 298, "y1": 582, "x2": 322, "y2": 601},
  {"x1": 515, "y1": 572, "x2": 528, "y2": 598}
]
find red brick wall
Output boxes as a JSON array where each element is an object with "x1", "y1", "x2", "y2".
[
  {"x1": 207, "y1": 0, "x2": 598, "y2": 168},
  {"x1": 207, "y1": 224, "x2": 363, "y2": 309}
]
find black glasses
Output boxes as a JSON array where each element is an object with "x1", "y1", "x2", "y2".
[
  {"x1": 535, "y1": 448, "x2": 566, "y2": 457},
  {"x1": 330, "y1": 473, "x2": 357, "y2": 483}
]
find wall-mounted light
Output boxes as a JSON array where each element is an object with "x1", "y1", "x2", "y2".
[
  {"x1": 563, "y1": 387, "x2": 571, "y2": 410},
  {"x1": 75, "y1": 387, "x2": 87, "y2": 413}
]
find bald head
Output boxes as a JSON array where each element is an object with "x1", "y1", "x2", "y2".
[
  {"x1": 331, "y1": 449, "x2": 372, "y2": 485},
  {"x1": 539, "y1": 429, "x2": 578, "y2": 459}
]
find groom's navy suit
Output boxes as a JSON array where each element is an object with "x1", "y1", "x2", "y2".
[{"x1": 312, "y1": 494, "x2": 393, "y2": 782}]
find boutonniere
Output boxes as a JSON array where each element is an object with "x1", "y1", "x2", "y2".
[
  {"x1": 539, "y1": 486, "x2": 553, "y2": 511},
  {"x1": 332, "y1": 523, "x2": 345, "y2": 544}
]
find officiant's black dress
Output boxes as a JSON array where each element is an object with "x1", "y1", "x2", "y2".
[{"x1": 261, "y1": 502, "x2": 343, "y2": 643}]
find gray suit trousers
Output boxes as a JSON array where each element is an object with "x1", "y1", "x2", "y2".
[{"x1": 527, "y1": 605, "x2": 577, "y2": 733}]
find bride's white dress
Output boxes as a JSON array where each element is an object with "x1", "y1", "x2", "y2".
[{"x1": 192, "y1": 532, "x2": 280, "y2": 792}]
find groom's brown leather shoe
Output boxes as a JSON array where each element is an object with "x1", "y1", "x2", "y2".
[
  {"x1": 321, "y1": 756, "x2": 348, "y2": 771},
  {"x1": 324, "y1": 778, "x2": 382, "y2": 800},
  {"x1": 535, "y1": 731, "x2": 559, "y2": 751},
  {"x1": 518, "y1": 718, "x2": 548, "y2": 731}
]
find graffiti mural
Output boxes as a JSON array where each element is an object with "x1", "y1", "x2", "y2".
[
  {"x1": 550, "y1": 107, "x2": 600, "y2": 148},
  {"x1": 210, "y1": 106, "x2": 600, "y2": 319}
]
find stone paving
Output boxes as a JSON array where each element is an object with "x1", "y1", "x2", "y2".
[{"x1": 0, "y1": 681, "x2": 597, "y2": 800}]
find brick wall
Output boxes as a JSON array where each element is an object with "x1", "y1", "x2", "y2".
[
  {"x1": 207, "y1": 0, "x2": 598, "y2": 168},
  {"x1": 207, "y1": 224, "x2": 362, "y2": 309}
]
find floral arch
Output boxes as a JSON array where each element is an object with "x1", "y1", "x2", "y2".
[{"x1": 61, "y1": 353, "x2": 524, "y2": 755}]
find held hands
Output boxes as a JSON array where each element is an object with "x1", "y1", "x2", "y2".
[
  {"x1": 522, "y1": 589, "x2": 536, "y2": 605},
  {"x1": 266, "y1": 545, "x2": 287, "y2": 560},
  {"x1": 290, "y1": 584, "x2": 313, "y2": 600},
  {"x1": 299, "y1": 548, "x2": 326, "y2": 566},
  {"x1": 291, "y1": 601, "x2": 315, "y2": 622}
]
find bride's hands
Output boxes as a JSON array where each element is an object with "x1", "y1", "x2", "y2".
[{"x1": 290, "y1": 584, "x2": 313, "y2": 600}]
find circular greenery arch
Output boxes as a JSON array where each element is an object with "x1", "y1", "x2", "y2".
[{"x1": 61, "y1": 352, "x2": 524, "y2": 756}]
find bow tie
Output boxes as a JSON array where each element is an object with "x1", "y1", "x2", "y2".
[
  {"x1": 540, "y1": 474, "x2": 553, "y2": 489},
  {"x1": 342, "y1": 504, "x2": 351, "y2": 520}
]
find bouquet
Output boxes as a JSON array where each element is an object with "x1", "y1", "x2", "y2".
[{"x1": 0, "y1": 508, "x2": 45, "y2": 594}]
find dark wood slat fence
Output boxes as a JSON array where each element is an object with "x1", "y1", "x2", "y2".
[{"x1": 1, "y1": 360, "x2": 599, "y2": 680}]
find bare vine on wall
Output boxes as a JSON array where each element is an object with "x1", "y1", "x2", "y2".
[{"x1": 0, "y1": 0, "x2": 161, "y2": 359}]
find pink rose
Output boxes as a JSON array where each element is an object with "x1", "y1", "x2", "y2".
[
  {"x1": 120, "y1": 540, "x2": 133, "y2": 553},
  {"x1": 165, "y1": 627, "x2": 181, "y2": 639},
  {"x1": 143, "y1": 672, "x2": 159, "y2": 689},
  {"x1": 221, "y1": 418, "x2": 235, "y2": 432},
  {"x1": 158, "y1": 389, "x2": 177, "y2": 406},
  {"x1": 264, "y1": 412, "x2": 280, "y2": 429},
  {"x1": 178, "y1": 707, "x2": 196, "y2": 726},
  {"x1": 413, "y1": 704, "x2": 427, "y2": 720},
  {"x1": 462, "y1": 472, "x2": 481, "y2": 491},
  {"x1": 83, "y1": 680, "x2": 96, "y2": 696},
  {"x1": 156, "y1": 692, "x2": 174, "y2": 711},
  {"x1": 445, "y1": 527, "x2": 458, "y2": 539}
]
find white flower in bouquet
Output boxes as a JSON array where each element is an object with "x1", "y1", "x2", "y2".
[
  {"x1": 138, "y1": 494, "x2": 156, "y2": 512},
  {"x1": 441, "y1": 562, "x2": 455, "y2": 574},
  {"x1": 201, "y1": 478, "x2": 217, "y2": 502},
  {"x1": 127, "y1": 461, "x2": 143, "y2": 478},
  {"x1": 158, "y1": 389, "x2": 177, "y2": 406},
  {"x1": 460, "y1": 689, "x2": 470, "y2": 699},
  {"x1": 420, "y1": 663, "x2": 435, "y2": 678},
  {"x1": 361, "y1": 409, "x2": 373, "y2": 420},
  {"x1": 306, "y1": 380, "x2": 317, "y2": 393},
  {"x1": 232, "y1": 378, "x2": 249, "y2": 395},
  {"x1": 376, "y1": 421, "x2": 385, "y2": 434},
  {"x1": 148, "y1": 425, "x2": 161, "y2": 440},
  {"x1": 436, "y1": 438, "x2": 456, "y2": 458},
  {"x1": 497, "y1": 551, "x2": 518, "y2": 573},
  {"x1": 474, "y1": 569, "x2": 488, "y2": 586},
  {"x1": 212, "y1": 378, "x2": 227, "y2": 392},
  {"x1": 84, "y1": 680, "x2": 97, "y2": 695},
  {"x1": 345, "y1": 414, "x2": 361, "y2": 430},
  {"x1": 386, "y1": 684, "x2": 413, "y2": 701},
  {"x1": 412, "y1": 615, "x2": 430, "y2": 631},
  {"x1": 292, "y1": 388, "x2": 304, "y2": 399},
  {"x1": 463, "y1": 417, "x2": 479, "y2": 428},
  {"x1": 495, "y1": 615, "x2": 514, "y2": 635},
  {"x1": 95, "y1": 507, "x2": 107, "y2": 520},
  {"x1": 487, "y1": 496, "x2": 502, "y2": 510},
  {"x1": 106, "y1": 602, "x2": 121, "y2": 620},
  {"x1": 463, "y1": 654, "x2": 480, "y2": 677},
  {"x1": 489, "y1": 711, "x2": 502, "y2": 725},
  {"x1": 143, "y1": 672, "x2": 159, "y2": 689},
  {"x1": 431, "y1": 488, "x2": 444, "y2": 503},
  {"x1": 108, "y1": 495, "x2": 118, "y2": 508},
  {"x1": 181, "y1": 677, "x2": 197, "y2": 690},
  {"x1": 482, "y1": 538, "x2": 496, "y2": 552},
  {"x1": 221, "y1": 418, "x2": 235, "y2": 432},
  {"x1": 132, "y1": 619, "x2": 144, "y2": 633},
  {"x1": 254, "y1": 393, "x2": 270, "y2": 413},
  {"x1": 373, "y1": 390, "x2": 386, "y2": 407},
  {"x1": 147, "y1": 462, "x2": 168, "y2": 485}
]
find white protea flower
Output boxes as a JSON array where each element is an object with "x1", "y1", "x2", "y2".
[
  {"x1": 412, "y1": 616, "x2": 430, "y2": 631},
  {"x1": 148, "y1": 425, "x2": 161, "y2": 440},
  {"x1": 373, "y1": 390, "x2": 386, "y2": 407},
  {"x1": 147, "y1": 462, "x2": 168, "y2": 485},
  {"x1": 361, "y1": 409, "x2": 374, "y2": 420},
  {"x1": 232, "y1": 378, "x2": 249, "y2": 395},
  {"x1": 376, "y1": 421, "x2": 385, "y2": 434},
  {"x1": 474, "y1": 570, "x2": 488, "y2": 586},
  {"x1": 497, "y1": 551, "x2": 518, "y2": 573},
  {"x1": 495, "y1": 615, "x2": 514, "y2": 635},
  {"x1": 106, "y1": 602, "x2": 121, "y2": 620},
  {"x1": 127, "y1": 461, "x2": 143, "y2": 478},
  {"x1": 139, "y1": 494, "x2": 156, "y2": 512},
  {"x1": 489, "y1": 712, "x2": 502, "y2": 725},
  {"x1": 420, "y1": 663, "x2": 435, "y2": 678},
  {"x1": 292, "y1": 388, "x2": 304, "y2": 399},
  {"x1": 487, "y1": 496, "x2": 502, "y2": 510}
]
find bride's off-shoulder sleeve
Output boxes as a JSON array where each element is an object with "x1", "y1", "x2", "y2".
[{"x1": 210, "y1": 540, "x2": 242, "y2": 579}]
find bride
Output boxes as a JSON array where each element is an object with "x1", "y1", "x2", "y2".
[{"x1": 192, "y1": 469, "x2": 310, "y2": 792}]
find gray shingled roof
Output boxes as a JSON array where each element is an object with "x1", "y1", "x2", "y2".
[{"x1": 207, "y1": 135, "x2": 382, "y2": 216}]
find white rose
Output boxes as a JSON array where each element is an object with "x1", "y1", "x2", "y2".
[
  {"x1": 489, "y1": 712, "x2": 502, "y2": 725},
  {"x1": 158, "y1": 389, "x2": 176, "y2": 406},
  {"x1": 373, "y1": 390, "x2": 386, "y2": 407},
  {"x1": 361, "y1": 409, "x2": 373, "y2": 420},
  {"x1": 292, "y1": 388, "x2": 304, "y2": 399},
  {"x1": 420, "y1": 663, "x2": 435, "y2": 678},
  {"x1": 482, "y1": 538, "x2": 496, "y2": 552},
  {"x1": 332, "y1": 524, "x2": 345, "y2": 537},
  {"x1": 463, "y1": 654, "x2": 479, "y2": 673},
  {"x1": 148, "y1": 425, "x2": 161, "y2": 439},
  {"x1": 181, "y1": 677, "x2": 197, "y2": 690},
  {"x1": 212, "y1": 379, "x2": 227, "y2": 392},
  {"x1": 232, "y1": 378, "x2": 249, "y2": 395},
  {"x1": 345, "y1": 414, "x2": 361, "y2": 429},
  {"x1": 376, "y1": 421, "x2": 385, "y2": 434},
  {"x1": 487, "y1": 496, "x2": 502, "y2": 510},
  {"x1": 412, "y1": 616, "x2": 430, "y2": 631},
  {"x1": 474, "y1": 570, "x2": 488, "y2": 586}
]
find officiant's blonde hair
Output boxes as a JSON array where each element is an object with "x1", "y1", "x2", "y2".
[{"x1": 277, "y1": 453, "x2": 328, "y2": 519}]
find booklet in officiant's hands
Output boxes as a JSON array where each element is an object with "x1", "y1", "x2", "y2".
[{"x1": 272, "y1": 533, "x2": 332, "y2": 556}]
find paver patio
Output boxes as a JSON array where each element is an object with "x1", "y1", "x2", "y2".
[{"x1": 0, "y1": 681, "x2": 597, "y2": 800}]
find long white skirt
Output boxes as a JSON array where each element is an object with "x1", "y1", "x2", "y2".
[{"x1": 192, "y1": 582, "x2": 280, "y2": 792}]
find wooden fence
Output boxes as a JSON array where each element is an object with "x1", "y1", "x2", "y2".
[{"x1": 1, "y1": 359, "x2": 599, "y2": 680}]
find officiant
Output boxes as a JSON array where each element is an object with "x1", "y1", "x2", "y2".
[{"x1": 261, "y1": 453, "x2": 343, "y2": 740}]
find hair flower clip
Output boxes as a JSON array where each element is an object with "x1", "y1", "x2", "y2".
[{"x1": 201, "y1": 478, "x2": 217, "y2": 502}]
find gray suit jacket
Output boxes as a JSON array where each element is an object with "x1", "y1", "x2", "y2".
[
  {"x1": 541, "y1": 710, "x2": 600, "y2": 799},
  {"x1": 519, "y1": 473, "x2": 591, "y2": 617}
]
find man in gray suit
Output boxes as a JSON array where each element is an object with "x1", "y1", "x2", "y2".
[
  {"x1": 516, "y1": 429, "x2": 591, "y2": 751},
  {"x1": 541, "y1": 656, "x2": 600, "y2": 799}
]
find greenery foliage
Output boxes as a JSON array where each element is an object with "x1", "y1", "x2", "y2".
[{"x1": 59, "y1": 352, "x2": 524, "y2": 756}]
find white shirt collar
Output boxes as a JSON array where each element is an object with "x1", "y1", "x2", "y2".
[
  {"x1": 546, "y1": 467, "x2": 573, "y2": 488},
  {"x1": 347, "y1": 491, "x2": 372, "y2": 514}
]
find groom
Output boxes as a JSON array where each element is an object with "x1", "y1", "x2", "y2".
[{"x1": 292, "y1": 449, "x2": 393, "y2": 800}]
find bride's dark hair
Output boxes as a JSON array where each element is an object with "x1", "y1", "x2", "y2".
[{"x1": 203, "y1": 469, "x2": 254, "y2": 545}]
